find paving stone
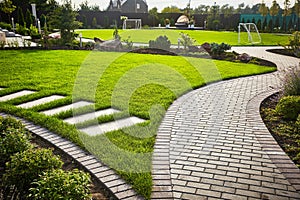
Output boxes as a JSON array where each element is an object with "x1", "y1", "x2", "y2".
[
  {"x1": 0, "y1": 90, "x2": 35, "y2": 102},
  {"x1": 63, "y1": 108, "x2": 121, "y2": 124},
  {"x1": 79, "y1": 116, "x2": 145, "y2": 135},
  {"x1": 41, "y1": 101, "x2": 93, "y2": 116},
  {"x1": 17, "y1": 95, "x2": 64, "y2": 109},
  {"x1": 152, "y1": 47, "x2": 300, "y2": 199}
]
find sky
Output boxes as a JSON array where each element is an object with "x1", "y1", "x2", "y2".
[{"x1": 66, "y1": 0, "x2": 288, "y2": 11}]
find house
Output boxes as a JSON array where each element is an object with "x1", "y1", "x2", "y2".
[{"x1": 107, "y1": 0, "x2": 148, "y2": 13}]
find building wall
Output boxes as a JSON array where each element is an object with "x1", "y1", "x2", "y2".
[{"x1": 121, "y1": 0, "x2": 148, "y2": 13}]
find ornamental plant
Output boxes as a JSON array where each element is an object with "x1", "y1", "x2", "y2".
[
  {"x1": 28, "y1": 169, "x2": 91, "y2": 200},
  {"x1": 3, "y1": 148, "x2": 63, "y2": 196}
]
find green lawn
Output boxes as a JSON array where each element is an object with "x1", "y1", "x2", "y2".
[
  {"x1": 0, "y1": 50, "x2": 276, "y2": 199},
  {"x1": 76, "y1": 29, "x2": 291, "y2": 46}
]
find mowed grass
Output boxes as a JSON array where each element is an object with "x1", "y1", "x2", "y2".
[
  {"x1": 0, "y1": 50, "x2": 276, "y2": 199},
  {"x1": 76, "y1": 29, "x2": 290, "y2": 46}
]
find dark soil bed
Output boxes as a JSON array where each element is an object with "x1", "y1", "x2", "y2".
[
  {"x1": 260, "y1": 93, "x2": 300, "y2": 168},
  {"x1": 31, "y1": 135, "x2": 112, "y2": 200},
  {"x1": 266, "y1": 48, "x2": 298, "y2": 58}
]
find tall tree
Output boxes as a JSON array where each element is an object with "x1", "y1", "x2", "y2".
[
  {"x1": 148, "y1": 7, "x2": 158, "y2": 26},
  {"x1": 161, "y1": 6, "x2": 181, "y2": 13},
  {"x1": 269, "y1": 0, "x2": 280, "y2": 31},
  {"x1": 0, "y1": 0, "x2": 16, "y2": 22},
  {"x1": 17, "y1": 6, "x2": 25, "y2": 26},
  {"x1": 293, "y1": 0, "x2": 300, "y2": 30},
  {"x1": 259, "y1": 0, "x2": 269, "y2": 31},
  {"x1": 283, "y1": 0, "x2": 292, "y2": 32},
  {"x1": 51, "y1": 0, "x2": 82, "y2": 44}
]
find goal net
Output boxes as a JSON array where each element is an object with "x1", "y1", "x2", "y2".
[
  {"x1": 238, "y1": 23, "x2": 262, "y2": 44},
  {"x1": 122, "y1": 19, "x2": 142, "y2": 30}
]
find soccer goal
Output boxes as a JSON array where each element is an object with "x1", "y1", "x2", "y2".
[
  {"x1": 238, "y1": 23, "x2": 262, "y2": 44},
  {"x1": 122, "y1": 19, "x2": 142, "y2": 30}
]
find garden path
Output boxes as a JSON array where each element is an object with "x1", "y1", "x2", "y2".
[{"x1": 151, "y1": 47, "x2": 300, "y2": 199}]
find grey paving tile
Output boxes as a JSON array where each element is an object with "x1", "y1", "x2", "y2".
[
  {"x1": 17, "y1": 95, "x2": 64, "y2": 109},
  {"x1": 63, "y1": 108, "x2": 121, "y2": 124},
  {"x1": 41, "y1": 101, "x2": 93, "y2": 116},
  {"x1": 79, "y1": 116, "x2": 145, "y2": 135},
  {"x1": 0, "y1": 90, "x2": 35, "y2": 102}
]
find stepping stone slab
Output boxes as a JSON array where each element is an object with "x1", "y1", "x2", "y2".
[
  {"x1": 16, "y1": 95, "x2": 64, "y2": 109},
  {"x1": 41, "y1": 101, "x2": 93, "y2": 116},
  {"x1": 64, "y1": 108, "x2": 120, "y2": 124},
  {"x1": 0, "y1": 90, "x2": 35, "y2": 102},
  {"x1": 79, "y1": 117, "x2": 145, "y2": 136}
]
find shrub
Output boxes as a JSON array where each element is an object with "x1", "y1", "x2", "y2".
[
  {"x1": 282, "y1": 65, "x2": 300, "y2": 96},
  {"x1": 179, "y1": 32, "x2": 195, "y2": 52},
  {"x1": 0, "y1": 116, "x2": 25, "y2": 135},
  {"x1": 276, "y1": 96, "x2": 300, "y2": 120},
  {"x1": 0, "y1": 127, "x2": 32, "y2": 166},
  {"x1": 29, "y1": 169, "x2": 91, "y2": 200},
  {"x1": 123, "y1": 36, "x2": 133, "y2": 50},
  {"x1": 3, "y1": 148, "x2": 63, "y2": 196},
  {"x1": 210, "y1": 42, "x2": 231, "y2": 56},
  {"x1": 0, "y1": 22, "x2": 12, "y2": 30},
  {"x1": 149, "y1": 35, "x2": 171, "y2": 51},
  {"x1": 283, "y1": 31, "x2": 300, "y2": 58},
  {"x1": 296, "y1": 114, "x2": 300, "y2": 132}
]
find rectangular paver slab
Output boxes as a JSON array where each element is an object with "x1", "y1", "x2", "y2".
[
  {"x1": 17, "y1": 95, "x2": 64, "y2": 109},
  {"x1": 0, "y1": 90, "x2": 35, "y2": 102},
  {"x1": 41, "y1": 101, "x2": 93, "y2": 116},
  {"x1": 79, "y1": 117, "x2": 145, "y2": 135},
  {"x1": 64, "y1": 108, "x2": 120, "y2": 124}
]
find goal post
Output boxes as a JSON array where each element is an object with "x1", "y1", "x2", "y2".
[
  {"x1": 122, "y1": 19, "x2": 142, "y2": 30},
  {"x1": 238, "y1": 23, "x2": 262, "y2": 44}
]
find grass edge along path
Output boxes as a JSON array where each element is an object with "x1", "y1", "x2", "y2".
[{"x1": 0, "y1": 50, "x2": 276, "y2": 199}]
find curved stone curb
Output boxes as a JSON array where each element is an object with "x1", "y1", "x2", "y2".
[
  {"x1": 0, "y1": 112, "x2": 144, "y2": 200},
  {"x1": 246, "y1": 90, "x2": 300, "y2": 192}
]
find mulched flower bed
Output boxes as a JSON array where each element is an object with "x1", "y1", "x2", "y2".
[
  {"x1": 31, "y1": 135, "x2": 111, "y2": 200},
  {"x1": 266, "y1": 49, "x2": 298, "y2": 58},
  {"x1": 260, "y1": 93, "x2": 300, "y2": 168}
]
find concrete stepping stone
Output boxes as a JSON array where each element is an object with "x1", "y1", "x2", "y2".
[
  {"x1": 0, "y1": 90, "x2": 35, "y2": 102},
  {"x1": 41, "y1": 101, "x2": 93, "y2": 116},
  {"x1": 79, "y1": 117, "x2": 145, "y2": 136},
  {"x1": 17, "y1": 95, "x2": 64, "y2": 109},
  {"x1": 63, "y1": 108, "x2": 120, "y2": 125}
]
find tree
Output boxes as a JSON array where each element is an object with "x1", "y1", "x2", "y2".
[
  {"x1": 148, "y1": 7, "x2": 158, "y2": 27},
  {"x1": 92, "y1": 17, "x2": 97, "y2": 28},
  {"x1": 269, "y1": 0, "x2": 280, "y2": 31},
  {"x1": 259, "y1": 1, "x2": 269, "y2": 31},
  {"x1": 17, "y1": 6, "x2": 25, "y2": 26},
  {"x1": 25, "y1": 8, "x2": 33, "y2": 28},
  {"x1": 293, "y1": 0, "x2": 300, "y2": 30},
  {"x1": 79, "y1": 0, "x2": 89, "y2": 11},
  {"x1": 51, "y1": 0, "x2": 82, "y2": 44},
  {"x1": 0, "y1": 0, "x2": 16, "y2": 22},
  {"x1": 283, "y1": 0, "x2": 292, "y2": 32},
  {"x1": 161, "y1": 6, "x2": 181, "y2": 13}
]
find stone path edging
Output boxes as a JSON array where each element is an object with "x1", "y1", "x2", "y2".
[
  {"x1": 247, "y1": 90, "x2": 300, "y2": 192},
  {"x1": 0, "y1": 112, "x2": 144, "y2": 200}
]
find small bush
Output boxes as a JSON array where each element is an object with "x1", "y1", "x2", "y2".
[
  {"x1": 179, "y1": 32, "x2": 195, "y2": 52},
  {"x1": 0, "y1": 22, "x2": 12, "y2": 30},
  {"x1": 29, "y1": 169, "x2": 91, "y2": 200},
  {"x1": 3, "y1": 148, "x2": 63, "y2": 196},
  {"x1": 0, "y1": 127, "x2": 32, "y2": 165},
  {"x1": 276, "y1": 96, "x2": 300, "y2": 120},
  {"x1": 282, "y1": 65, "x2": 300, "y2": 96},
  {"x1": 283, "y1": 31, "x2": 300, "y2": 58},
  {"x1": 149, "y1": 35, "x2": 171, "y2": 51},
  {"x1": 210, "y1": 42, "x2": 231, "y2": 56},
  {"x1": 0, "y1": 116, "x2": 25, "y2": 135}
]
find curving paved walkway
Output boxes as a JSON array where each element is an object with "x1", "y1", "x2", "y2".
[{"x1": 152, "y1": 47, "x2": 300, "y2": 199}]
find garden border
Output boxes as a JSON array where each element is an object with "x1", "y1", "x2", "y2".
[
  {"x1": 0, "y1": 112, "x2": 144, "y2": 200},
  {"x1": 246, "y1": 89, "x2": 300, "y2": 192}
]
